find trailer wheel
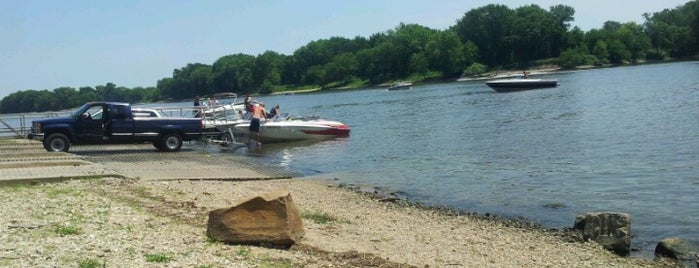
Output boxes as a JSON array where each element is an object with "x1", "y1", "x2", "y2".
[
  {"x1": 219, "y1": 132, "x2": 233, "y2": 146},
  {"x1": 159, "y1": 133, "x2": 183, "y2": 151},
  {"x1": 44, "y1": 133, "x2": 71, "y2": 152}
]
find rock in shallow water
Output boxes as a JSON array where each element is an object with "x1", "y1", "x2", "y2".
[{"x1": 573, "y1": 212, "x2": 630, "y2": 256}]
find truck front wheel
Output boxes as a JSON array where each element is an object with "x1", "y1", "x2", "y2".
[
  {"x1": 44, "y1": 133, "x2": 71, "y2": 152},
  {"x1": 159, "y1": 133, "x2": 182, "y2": 151}
]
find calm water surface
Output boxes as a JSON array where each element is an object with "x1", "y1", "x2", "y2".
[{"x1": 170, "y1": 62, "x2": 699, "y2": 256}]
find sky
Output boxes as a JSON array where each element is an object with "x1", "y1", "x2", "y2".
[{"x1": 0, "y1": 0, "x2": 691, "y2": 99}]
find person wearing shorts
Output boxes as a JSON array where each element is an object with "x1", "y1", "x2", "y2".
[{"x1": 248, "y1": 103, "x2": 267, "y2": 146}]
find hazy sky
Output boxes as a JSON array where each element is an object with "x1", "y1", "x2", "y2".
[{"x1": 0, "y1": 0, "x2": 690, "y2": 98}]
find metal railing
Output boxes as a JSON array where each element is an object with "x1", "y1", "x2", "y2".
[{"x1": 0, "y1": 112, "x2": 68, "y2": 138}]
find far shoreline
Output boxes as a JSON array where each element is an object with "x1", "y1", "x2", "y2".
[{"x1": 263, "y1": 58, "x2": 699, "y2": 96}]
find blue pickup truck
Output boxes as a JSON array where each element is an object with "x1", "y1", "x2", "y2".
[{"x1": 27, "y1": 102, "x2": 203, "y2": 152}]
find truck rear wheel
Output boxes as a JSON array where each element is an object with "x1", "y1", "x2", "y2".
[
  {"x1": 44, "y1": 133, "x2": 71, "y2": 152},
  {"x1": 159, "y1": 133, "x2": 183, "y2": 151}
]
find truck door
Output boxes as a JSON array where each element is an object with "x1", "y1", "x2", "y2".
[
  {"x1": 107, "y1": 105, "x2": 135, "y2": 142},
  {"x1": 74, "y1": 104, "x2": 106, "y2": 143}
]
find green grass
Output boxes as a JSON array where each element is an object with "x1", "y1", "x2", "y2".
[
  {"x1": 78, "y1": 258, "x2": 105, "y2": 268},
  {"x1": 345, "y1": 79, "x2": 369, "y2": 88},
  {"x1": 54, "y1": 225, "x2": 81, "y2": 236},
  {"x1": 205, "y1": 236, "x2": 222, "y2": 246},
  {"x1": 259, "y1": 257, "x2": 293, "y2": 268},
  {"x1": 46, "y1": 187, "x2": 80, "y2": 198},
  {"x1": 144, "y1": 253, "x2": 173, "y2": 263},
  {"x1": 236, "y1": 246, "x2": 250, "y2": 256},
  {"x1": 301, "y1": 209, "x2": 337, "y2": 224}
]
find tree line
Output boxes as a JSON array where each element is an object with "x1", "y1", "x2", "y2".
[{"x1": 2, "y1": 1, "x2": 698, "y2": 113}]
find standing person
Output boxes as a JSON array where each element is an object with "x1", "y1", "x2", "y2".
[
  {"x1": 248, "y1": 103, "x2": 267, "y2": 146},
  {"x1": 193, "y1": 96, "x2": 201, "y2": 117}
]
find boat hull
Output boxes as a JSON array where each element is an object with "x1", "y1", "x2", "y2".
[
  {"x1": 387, "y1": 85, "x2": 411, "y2": 90},
  {"x1": 485, "y1": 79, "x2": 558, "y2": 92},
  {"x1": 217, "y1": 120, "x2": 350, "y2": 143},
  {"x1": 387, "y1": 82, "x2": 413, "y2": 90}
]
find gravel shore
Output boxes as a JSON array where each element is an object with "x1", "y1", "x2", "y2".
[{"x1": 0, "y1": 176, "x2": 678, "y2": 267}]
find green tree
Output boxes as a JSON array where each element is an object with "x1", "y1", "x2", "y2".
[
  {"x1": 409, "y1": 52, "x2": 429, "y2": 78},
  {"x1": 462, "y1": 62, "x2": 488, "y2": 76},
  {"x1": 453, "y1": 4, "x2": 515, "y2": 66},
  {"x1": 53, "y1": 87, "x2": 80, "y2": 108},
  {"x1": 592, "y1": 40, "x2": 610, "y2": 64},
  {"x1": 643, "y1": 1, "x2": 698, "y2": 57},
  {"x1": 548, "y1": 4, "x2": 576, "y2": 56},
  {"x1": 617, "y1": 22, "x2": 651, "y2": 62},
  {"x1": 323, "y1": 52, "x2": 359, "y2": 84},
  {"x1": 510, "y1": 5, "x2": 558, "y2": 62},
  {"x1": 425, "y1": 30, "x2": 465, "y2": 77},
  {"x1": 210, "y1": 54, "x2": 255, "y2": 95},
  {"x1": 558, "y1": 48, "x2": 596, "y2": 69},
  {"x1": 253, "y1": 51, "x2": 284, "y2": 91}
]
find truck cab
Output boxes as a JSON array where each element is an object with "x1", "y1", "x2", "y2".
[{"x1": 28, "y1": 102, "x2": 203, "y2": 152}]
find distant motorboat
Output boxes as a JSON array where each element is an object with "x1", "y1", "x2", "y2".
[
  {"x1": 387, "y1": 81, "x2": 412, "y2": 90},
  {"x1": 485, "y1": 78, "x2": 558, "y2": 92}
]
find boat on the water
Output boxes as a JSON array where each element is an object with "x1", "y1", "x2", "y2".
[
  {"x1": 387, "y1": 81, "x2": 412, "y2": 90},
  {"x1": 485, "y1": 78, "x2": 558, "y2": 92},
  {"x1": 216, "y1": 113, "x2": 350, "y2": 143}
]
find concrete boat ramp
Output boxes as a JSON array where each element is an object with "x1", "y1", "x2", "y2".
[{"x1": 0, "y1": 140, "x2": 293, "y2": 183}]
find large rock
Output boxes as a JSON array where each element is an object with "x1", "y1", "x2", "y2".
[
  {"x1": 573, "y1": 212, "x2": 631, "y2": 256},
  {"x1": 206, "y1": 190, "x2": 304, "y2": 246},
  {"x1": 655, "y1": 237, "x2": 698, "y2": 261}
]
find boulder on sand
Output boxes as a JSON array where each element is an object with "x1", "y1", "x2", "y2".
[{"x1": 206, "y1": 190, "x2": 304, "y2": 246}]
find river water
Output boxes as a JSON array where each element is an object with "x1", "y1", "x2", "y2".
[
  {"x1": 197, "y1": 61, "x2": 698, "y2": 256},
  {"x1": 17, "y1": 61, "x2": 692, "y2": 256}
]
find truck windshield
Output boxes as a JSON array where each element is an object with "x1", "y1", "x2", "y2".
[{"x1": 70, "y1": 104, "x2": 91, "y2": 118}]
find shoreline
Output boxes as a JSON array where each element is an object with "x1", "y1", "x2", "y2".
[
  {"x1": 0, "y1": 176, "x2": 677, "y2": 267},
  {"x1": 0, "y1": 140, "x2": 680, "y2": 267}
]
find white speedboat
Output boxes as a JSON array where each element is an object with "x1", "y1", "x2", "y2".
[
  {"x1": 216, "y1": 113, "x2": 350, "y2": 143},
  {"x1": 485, "y1": 78, "x2": 558, "y2": 92},
  {"x1": 387, "y1": 81, "x2": 412, "y2": 90}
]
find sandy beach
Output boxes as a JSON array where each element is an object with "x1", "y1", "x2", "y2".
[
  {"x1": 0, "y1": 175, "x2": 678, "y2": 267},
  {"x1": 0, "y1": 138, "x2": 682, "y2": 267}
]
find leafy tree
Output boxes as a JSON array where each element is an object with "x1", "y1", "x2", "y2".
[
  {"x1": 210, "y1": 54, "x2": 255, "y2": 94},
  {"x1": 549, "y1": 4, "x2": 576, "y2": 55},
  {"x1": 409, "y1": 52, "x2": 429, "y2": 78},
  {"x1": 453, "y1": 4, "x2": 515, "y2": 66},
  {"x1": 592, "y1": 40, "x2": 610, "y2": 64},
  {"x1": 323, "y1": 52, "x2": 359, "y2": 84},
  {"x1": 53, "y1": 87, "x2": 80, "y2": 108},
  {"x1": 606, "y1": 39, "x2": 631, "y2": 64},
  {"x1": 643, "y1": 1, "x2": 698, "y2": 57},
  {"x1": 33, "y1": 90, "x2": 59, "y2": 112},
  {"x1": 558, "y1": 48, "x2": 596, "y2": 68},
  {"x1": 616, "y1": 22, "x2": 651, "y2": 62},
  {"x1": 425, "y1": 30, "x2": 465, "y2": 77},
  {"x1": 462, "y1": 62, "x2": 488, "y2": 76},
  {"x1": 253, "y1": 51, "x2": 284, "y2": 90}
]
